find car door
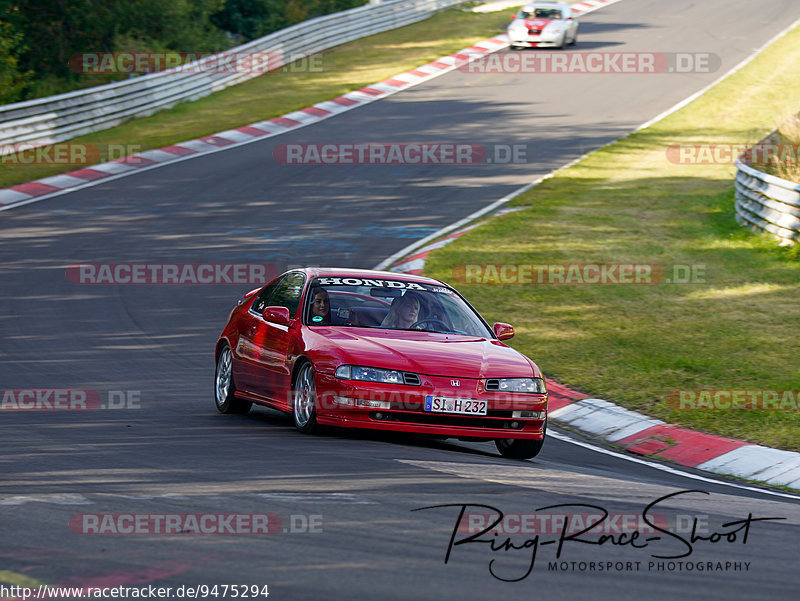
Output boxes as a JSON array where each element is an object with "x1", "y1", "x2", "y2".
[
  {"x1": 244, "y1": 272, "x2": 306, "y2": 400},
  {"x1": 232, "y1": 280, "x2": 279, "y2": 395}
]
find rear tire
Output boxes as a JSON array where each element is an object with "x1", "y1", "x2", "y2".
[
  {"x1": 215, "y1": 344, "x2": 252, "y2": 415},
  {"x1": 293, "y1": 361, "x2": 320, "y2": 434},
  {"x1": 495, "y1": 422, "x2": 546, "y2": 459}
]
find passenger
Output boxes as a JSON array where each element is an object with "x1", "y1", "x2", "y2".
[
  {"x1": 308, "y1": 287, "x2": 331, "y2": 325},
  {"x1": 381, "y1": 292, "x2": 421, "y2": 329}
]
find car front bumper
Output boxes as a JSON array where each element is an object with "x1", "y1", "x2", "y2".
[
  {"x1": 509, "y1": 32, "x2": 566, "y2": 47},
  {"x1": 314, "y1": 372, "x2": 547, "y2": 440}
]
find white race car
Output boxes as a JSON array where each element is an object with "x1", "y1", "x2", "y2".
[{"x1": 507, "y1": 1, "x2": 578, "y2": 49}]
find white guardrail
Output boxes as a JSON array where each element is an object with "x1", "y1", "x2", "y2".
[
  {"x1": 734, "y1": 129, "x2": 800, "y2": 245},
  {"x1": 0, "y1": 0, "x2": 465, "y2": 155}
]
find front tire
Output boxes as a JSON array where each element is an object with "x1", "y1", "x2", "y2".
[
  {"x1": 293, "y1": 361, "x2": 319, "y2": 434},
  {"x1": 215, "y1": 344, "x2": 252, "y2": 415},
  {"x1": 495, "y1": 422, "x2": 546, "y2": 459}
]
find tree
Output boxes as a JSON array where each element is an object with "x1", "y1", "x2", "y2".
[{"x1": 0, "y1": 19, "x2": 31, "y2": 103}]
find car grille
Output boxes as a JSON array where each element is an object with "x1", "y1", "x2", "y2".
[
  {"x1": 402, "y1": 373, "x2": 421, "y2": 386},
  {"x1": 485, "y1": 379, "x2": 500, "y2": 391},
  {"x1": 370, "y1": 410, "x2": 524, "y2": 430}
]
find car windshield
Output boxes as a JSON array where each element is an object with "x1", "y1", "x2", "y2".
[
  {"x1": 519, "y1": 8, "x2": 562, "y2": 18},
  {"x1": 304, "y1": 276, "x2": 494, "y2": 337}
]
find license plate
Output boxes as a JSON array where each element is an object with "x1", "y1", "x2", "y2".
[{"x1": 424, "y1": 396, "x2": 487, "y2": 416}]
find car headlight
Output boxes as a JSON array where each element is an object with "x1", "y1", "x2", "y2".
[
  {"x1": 335, "y1": 365, "x2": 406, "y2": 384},
  {"x1": 488, "y1": 378, "x2": 547, "y2": 394},
  {"x1": 509, "y1": 22, "x2": 526, "y2": 33}
]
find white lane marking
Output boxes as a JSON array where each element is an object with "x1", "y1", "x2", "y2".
[
  {"x1": 257, "y1": 493, "x2": 377, "y2": 504},
  {"x1": 97, "y1": 493, "x2": 191, "y2": 500},
  {"x1": 0, "y1": 493, "x2": 92, "y2": 506},
  {"x1": 545, "y1": 429, "x2": 800, "y2": 500}
]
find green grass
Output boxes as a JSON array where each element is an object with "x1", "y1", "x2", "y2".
[
  {"x1": 0, "y1": 7, "x2": 513, "y2": 189},
  {"x1": 425, "y1": 23, "x2": 800, "y2": 451}
]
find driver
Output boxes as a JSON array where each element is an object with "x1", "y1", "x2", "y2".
[
  {"x1": 308, "y1": 287, "x2": 331, "y2": 325},
  {"x1": 380, "y1": 292, "x2": 421, "y2": 329}
]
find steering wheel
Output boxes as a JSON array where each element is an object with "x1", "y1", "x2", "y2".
[{"x1": 410, "y1": 318, "x2": 451, "y2": 332}]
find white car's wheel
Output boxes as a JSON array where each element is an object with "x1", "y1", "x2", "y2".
[{"x1": 569, "y1": 30, "x2": 577, "y2": 45}]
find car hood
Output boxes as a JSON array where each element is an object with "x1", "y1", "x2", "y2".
[
  {"x1": 522, "y1": 18, "x2": 556, "y2": 28},
  {"x1": 309, "y1": 328, "x2": 538, "y2": 379}
]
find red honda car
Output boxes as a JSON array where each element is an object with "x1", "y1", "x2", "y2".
[{"x1": 214, "y1": 268, "x2": 547, "y2": 458}]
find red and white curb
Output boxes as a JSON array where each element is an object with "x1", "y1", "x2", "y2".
[
  {"x1": 0, "y1": 0, "x2": 622, "y2": 212},
  {"x1": 387, "y1": 218, "x2": 800, "y2": 492}
]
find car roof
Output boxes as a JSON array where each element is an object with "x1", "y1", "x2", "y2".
[
  {"x1": 522, "y1": 1, "x2": 571, "y2": 11},
  {"x1": 297, "y1": 267, "x2": 448, "y2": 287}
]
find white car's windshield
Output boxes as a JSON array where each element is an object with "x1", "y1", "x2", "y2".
[
  {"x1": 519, "y1": 8, "x2": 562, "y2": 19},
  {"x1": 304, "y1": 277, "x2": 494, "y2": 337}
]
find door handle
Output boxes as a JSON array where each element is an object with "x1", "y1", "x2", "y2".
[{"x1": 249, "y1": 326, "x2": 257, "y2": 335}]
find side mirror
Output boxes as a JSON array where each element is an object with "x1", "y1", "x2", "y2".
[
  {"x1": 510, "y1": 14, "x2": 516, "y2": 19},
  {"x1": 493, "y1": 322, "x2": 514, "y2": 341},
  {"x1": 263, "y1": 306, "x2": 291, "y2": 326}
]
